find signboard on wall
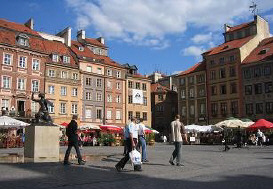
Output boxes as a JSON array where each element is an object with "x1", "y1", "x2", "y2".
[{"x1": 132, "y1": 89, "x2": 143, "y2": 104}]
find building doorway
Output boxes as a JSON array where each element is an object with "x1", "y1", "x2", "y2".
[{"x1": 17, "y1": 100, "x2": 25, "y2": 117}]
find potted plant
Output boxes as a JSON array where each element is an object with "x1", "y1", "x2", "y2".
[{"x1": 148, "y1": 133, "x2": 155, "y2": 146}]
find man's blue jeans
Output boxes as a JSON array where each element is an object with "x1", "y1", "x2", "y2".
[{"x1": 138, "y1": 136, "x2": 147, "y2": 161}]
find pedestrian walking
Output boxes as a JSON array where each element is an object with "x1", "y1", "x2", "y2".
[
  {"x1": 64, "y1": 115, "x2": 86, "y2": 165},
  {"x1": 137, "y1": 118, "x2": 149, "y2": 162},
  {"x1": 257, "y1": 129, "x2": 264, "y2": 146},
  {"x1": 236, "y1": 126, "x2": 242, "y2": 148},
  {"x1": 222, "y1": 126, "x2": 230, "y2": 151},
  {"x1": 115, "y1": 117, "x2": 142, "y2": 171},
  {"x1": 169, "y1": 115, "x2": 188, "y2": 167}
]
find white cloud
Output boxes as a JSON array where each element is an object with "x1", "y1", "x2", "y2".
[
  {"x1": 265, "y1": 14, "x2": 273, "y2": 22},
  {"x1": 66, "y1": 0, "x2": 273, "y2": 49},
  {"x1": 182, "y1": 46, "x2": 205, "y2": 57},
  {"x1": 191, "y1": 33, "x2": 212, "y2": 44}
]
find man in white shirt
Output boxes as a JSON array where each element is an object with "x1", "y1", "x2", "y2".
[
  {"x1": 115, "y1": 117, "x2": 142, "y2": 171},
  {"x1": 137, "y1": 118, "x2": 148, "y2": 162},
  {"x1": 169, "y1": 115, "x2": 188, "y2": 167},
  {"x1": 257, "y1": 129, "x2": 264, "y2": 146}
]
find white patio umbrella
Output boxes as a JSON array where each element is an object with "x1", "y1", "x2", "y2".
[
  {"x1": 215, "y1": 119, "x2": 246, "y2": 128},
  {"x1": 80, "y1": 124, "x2": 101, "y2": 130},
  {"x1": 0, "y1": 116, "x2": 29, "y2": 128}
]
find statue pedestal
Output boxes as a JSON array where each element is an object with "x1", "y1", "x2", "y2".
[{"x1": 24, "y1": 125, "x2": 59, "y2": 162}]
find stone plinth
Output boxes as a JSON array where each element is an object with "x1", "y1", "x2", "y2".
[{"x1": 24, "y1": 125, "x2": 59, "y2": 162}]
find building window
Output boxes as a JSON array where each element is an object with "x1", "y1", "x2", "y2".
[
  {"x1": 136, "y1": 112, "x2": 140, "y2": 119},
  {"x1": 265, "y1": 82, "x2": 273, "y2": 93},
  {"x1": 181, "y1": 90, "x2": 186, "y2": 99},
  {"x1": 107, "y1": 81, "x2": 112, "y2": 89},
  {"x1": 245, "y1": 85, "x2": 252, "y2": 95},
  {"x1": 189, "y1": 76, "x2": 194, "y2": 84},
  {"x1": 61, "y1": 86, "x2": 67, "y2": 96},
  {"x1": 63, "y1": 56, "x2": 70, "y2": 63},
  {"x1": 18, "y1": 36, "x2": 29, "y2": 46},
  {"x1": 96, "y1": 79, "x2": 102, "y2": 88},
  {"x1": 128, "y1": 95, "x2": 133, "y2": 104},
  {"x1": 230, "y1": 83, "x2": 237, "y2": 94},
  {"x1": 97, "y1": 68, "x2": 102, "y2": 74},
  {"x1": 19, "y1": 56, "x2": 27, "y2": 68},
  {"x1": 243, "y1": 69, "x2": 251, "y2": 79},
  {"x1": 3, "y1": 53, "x2": 12, "y2": 65},
  {"x1": 116, "y1": 71, "x2": 121, "y2": 78},
  {"x1": 246, "y1": 104, "x2": 253, "y2": 115},
  {"x1": 107, "y1": 94, "x2": 112, "y2": 102},
  {"x1": 48, "y1": 85, "x2": 55, "y2": 94},
  {"x1": 79, "y1": 46, "x2": 84, "y2": 51},
  {"x1": 72, "y1": 73, "x2": 78, "y2": 80},
  {"x1": 266, "y1": 102, "x2": 273, "y2": 114},
  {"x1": 219, "y1": 68, "x2": 226, "y2": 78},
  {"x1": 52, "y1": 54, "x2": 59, "y2": 62},
  {"x1": 60, "y1": 103, "x2": 66, "y2": 114},
  {"x1": 210, "y1": 70, "x2": 216, "y2": 80},
  {"x1": 180, "y1": 78, "x2": 185, "y2": 85},
  {"x1": 136, "y1": 82, "x2": 140, "y2": 89},
  {"x1": 61, "y1": 71, "x2": 67, "y2": 79},
  {"x1": 156, "y1": 105, "x2": 164, "y2": 112},
  {"x1": 220, "y1": 102, "x2": 227, "y2": 115},
  {"x1": 211, "y1": 86, "x2": 217, "y2": 96},
  {"x1": 200, "y1": 104, "x2": 205, "y2": 115},
  {"x1": 32, "y1": 80, "x2": 39, "y2": 92},
  {"x1": 142, "y1": 83, "x2": 147, "y2": 91},
  {"x1": 256, "y1": 103, "x2": 263, "y2": 114},
  {"x1": 85, "y1": 92, "x2": 92, "y2": 100},
  {"x1": 48, "y1": 70, "x2": 55, "y2": 77},
  {"x1": 71, "y1": 104, "x2": 78, "y2": 114},
  {"x1": 96, "y1": 109, "x2": 102, "y2": 119},
  {"x1": 189, "y1": 88, "x2": 194, "y2": 98},
  {"x1": 86, "y1": 78, "x2": 92, "y2": 86},
  {"x1": 116, "y1": 95, "x2": 121, "y2": 103},
  {"x1": 158, "y1": 94, "x2": 164, "y2": 101},
  {"x1": 182, "y1": 106, "x2": 186, "y2": 116},
  {"x1": 190, "y1": 105, "x2": 194, "y2": 115},
  {"x1": 197, "y1": 75, "x2": 205, "y2": 83},
  {"x1": 230, "y1": 55, "x2": 235, "y2": 62},
  {"x1": 86, "y1": 66, "x2": 92, "y2": 72},
  {"x1": 254, "y1": 68, "x2": 261, "y2": 77},
  {"x1": 229, "y1": 66, "x2": 236, "y2": 77},
  {"x1": 2, "y1": 76, "x2": 11, "y2": 89},
  {"x1": 210, "y1": 60, "x2": 215, "y2": 65},
  {"x1": 231, "y1": 101, "x2": 238, "y2": 115},
  {"x1": 107, "y1": 69, "x2": 112, "y2": 76},
  {"x1": 31, "y1": 102, "x2": 39, "y2": 115},
  {"x1": 48, "y1": 102, "x2": 54, "y2": 113},
  {"x1": 96, "y1": 93, "x2": 102, "y2": 101},
  {"x1": 128, "y1": 111, "x2": 133, "y2": 120},
  {"x1": 17, "y1": 78, "x2": 25, "y2": 90},
  {"x1": 211, "y1": 103, "x2": 218, "y2": 115},
  {"x1": 143, "y1": 112, "x2": 147, "y2": 121},
  {"x1": 72, "y1": 88, "x2": 78, "y2": 97},
  {"x1": 85, "y1": 109, "x2": 92, "y2": 118},
  {"x1": 264, "y1": 66, "x2": 271, "y2": 76},
  {"x1": 254, "y1": 83, "x2": 262, "y2": 94},
  {"x1": 107, "y1": 110, "x2": 112, "y2": 120},
  {"x1": 1, "y1": 99, "x2": 9, "y2": 109},
  {"x1": 32, "y1": 59, "x2": 40, "y2": 70},
  {"x1": 128, "y1": 81, "x2": 133, "y2": 88},
  {"x1": 199, "y1": 89, "x2": 205, "y2": 96},
  {"x1": 219, "y1": 57, "x2": 225, "y2": 64},
  {"x1": 116, "y1": 110, "x2": 121, "y2": 120},
  {"x1": 116, "y1": 82, "x2": 121, "y2": 90},
  {"x1": 143, "y1": 97, "x2": 147, "y2": 106}
]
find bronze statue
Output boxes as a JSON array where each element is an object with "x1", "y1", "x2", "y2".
[{"x1": 31, "y1": 92, "x2": 54, "y2": 125}]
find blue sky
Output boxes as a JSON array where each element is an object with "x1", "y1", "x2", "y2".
[{"x1": 1, "y1": 0, "x2": 273, "y2": 75}]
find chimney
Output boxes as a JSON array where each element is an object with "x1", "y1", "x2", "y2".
[
  {"x1": 77, "y1": 30, "x2": 85, "y2": 41},
  {"x1": 24, "y1": 18, "x2": 34, "y2": 30},
  {"x1": 56, "y1": 27, "x2": 72, "y2": 47},
  {"x1": 97, "y1": 37, "x2": 105, "y2": 44}
]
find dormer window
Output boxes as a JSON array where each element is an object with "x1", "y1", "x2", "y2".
[
  {"x1": 52, "y1": 54, "x2": 59, "y2": 62},
  {"x1": 79, "y1": 46, "x2": 84, "y2": 51},
  {"x1": 63, "y1": 56, "x2": 70, "y2": 63},
  {"x1": 17, "y1": 34, "x2": 29, "y2": 47},
  {"x1": 259, "y1": 48, "x2": 269, "y2": 55}
]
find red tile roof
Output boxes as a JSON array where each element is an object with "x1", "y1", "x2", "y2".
[
  {"x1": 84, "y1": 38, "x2": 106, "y2": 48},
  {"x1": 0, "y1": 19, "x2": 40, "y2": 36},
  {"x1": 71, "y1": 40, "x2": 94, "y2": 58},
  {"x1": 151, "y1": 83, "x2": 169, "y2": 93},
  {"x1": 226, "y1": 21, "x2": 254, "y2": 33},
  {"x1": 204, "y1": 36, "x2": 254, "y2": 56},
  {"x1": 179, "y1": 62, "x2": 205, "y2": 76},
  {"x1": 242, "y1": 37, "x2": 273, "y2": 65}
]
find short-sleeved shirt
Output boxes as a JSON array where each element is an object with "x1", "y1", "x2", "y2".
[
  {"x1": 138, "y1": 123, "x2": 145, "y2": 136},
  {"x1": 170, "y1": 119, "x2": 186, "y2": 142},
  {"x1": 127, "y1": 122, "x2": 139, "y2": 139}
]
